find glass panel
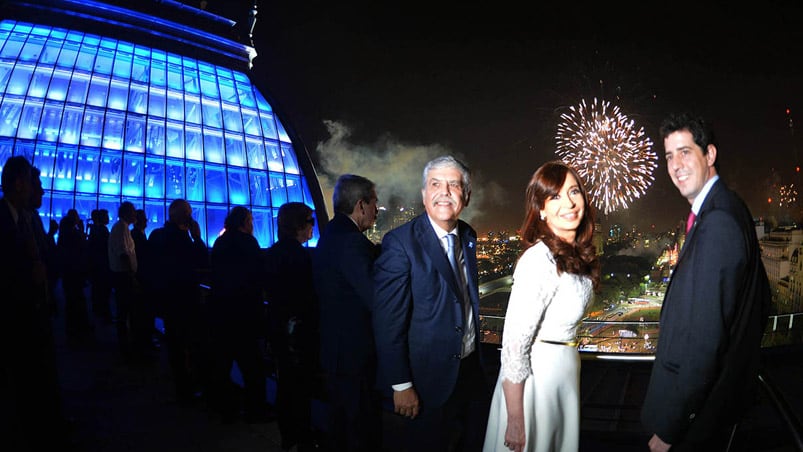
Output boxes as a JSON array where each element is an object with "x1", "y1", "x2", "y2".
[
  {"x1": 265, "y1": 140, "x2": 283, "y2": 172},
  {"x1": 50, "y1": 191, "x2": 76, "y2": 226},
  {"x1": 7, "y1": 63, "x2": 33, "y2": 96},
  {"x1": 281, "y1": 143, "x2": 300, "y2": 174},
  {"x1": 0, "y1": 63, "x2": 13, "y2": 92},
  {"x1": 252, "y1": 207, "x2": 272, "y2": 248},
  {"x1": 166, "y1": 90, "x2": 183, "y2": 121},
  {"x1": 285, "y1": 174, "x2": 303, "y2": 203},
  {"x1": 103, "y1": 110, "x2": 125, "y2": 150},
  {"x1": 124, "y1": 114, "x2": 145, "y2": 152},
  {"x1": 59, "y1": 104, "x2": 82, "y2": 145},
  {"x1": 165, "y1": 159, "x2": 184, "y2": 199},
  {"x1": 185, "y1": 162, "x2": 204, "y2": 202},
  {"x1": 201, "y1": 98, "x2": 221, "y2": 128},
  {"x1": 97, "y1": 196, "x2": 118, "y2": 224},
  {"x1": 218, "y1": 76, "x2": 236, "y2": 103},
  {"x1": 245, "y1": 137, "x2": 266, "y2": 170},
  {"x1": 182, "y1": 65, "x2": 199, "y2": 94},
  {"x1": 38, "y1": 102, "x2": 63, "y2": 142},
  {"x1": 165, "y1": 121, "x2": 184, "y2": 158},
  {"x1": 86, "y1": 75, "x2": 110, "y2": 107},
  {"x1": 254, "y1": 90, "x2": 272, "y2": 112},
  {"x1": 144, "y1": 157, "x2": 165, "y2": 199},
  {"x1": 32, "y1": 141, "x2": 57, "y2": 190},
  {"x1": 249, "y1": 170, "x2": 269, "y2": 206},
  {"x1": 13, "y1": 140, "x2": 35, "y2": 163},
  {"x1": 40, "y1": 41, "x2": 63, "y2": 65},
  {"x1": 27, "y1": 66, "x2": 52, "y2": 98},
  {"x1": 0, "y1": 97, "x2": 23, "y2": 137},
  {"x1": 73, "y1": 193, "x2": 97, "y2": 227},
  {"x1": 127, "y1": 82, "x2": 147, "y2": 114},
  {"x1": 199, "y1": 70, "x2": 218, "y2": 98},
  {"x1": 236, "y1": 82, "x2": 255, "y2": 108},
  {"x1": 131, "y1": 50, "x2": 149, "y2": 83},
  {"x1": 19, "y1": 35, "x2": 45, "y2": 63},
  {"x1": 227, "y1": 167, "x2": 248, "y2": 205},
  {"x1": 259, "y1": 111, "x2": 278, "y2": 139},
  {"x1": 184, "y1": 94, "x2": 200, "y2": 124},
  {"x1": 0, "y1": 35, "x2": 24, "y2": 59},
  {"x1": 144, "y1": 200, "x2": 165, "y2": 234},
  {"x1": 222, "y1": 105, "x2": 242, "y2": 132},
  {"x1": 145, "y1": 118, "x2": 165, "y2": 156},
  {"x1": 204, "y1": 164, "x2": 226, "y2": 203},
  {"x1": 242, "y1": 109, "x2": 260, "y2": 136},
  {"x1": 122, "y1": 152, "x2": 144, "y2": 197},
  {"x1": 53, "y1": 144, "x2": 77, "y2": 191},
  {"x1": 46, "y1": 68, "x2": 71, "y2": 101},
  {"x1": 276, "y1": 118, "x2": 290, "y2": 143},
  {"x1": 112, "y1": 50, "x2": 132, "y2": 79},
  {"x1": 75, "y1": 148, "x2": 100, "y2": 193},
  {"x1": 167, "y1": 63, "x2": 182, "y2": 90},
  {"x1": 149, "y1": 50, "x2": 166, "y2": 87},
  {"x1": 203, "y1": 128, "x2": 224, "y2": 164},
  {"x1": 17, "y1": 99, "x2": 43, "y2": 140},
  {"x1": 79, "y1": 107, "x2": 104, "y2": 147},
  {"x1": 224, "y1": 133, "x2": 245, "y2": 167},
  {"x1": 185, "y1": 125, "x2": 202, "y2": 161},
  {"x1": 269, "y1": 172, "x2": 287, "y2": 208},
  {"x1": 56, "y1": 41, "x2": 78, "y2": 68},
  {"x1": 205, "y1": 204, "x2": 227, "y2": 247},
  {"x1": 98, "y1": 150, "x2": 123, "y2": 196},
  {"x1": 107, "y1": 79, "x2": 128, "y2": 111},
  {"x1": 148, "y1": 86, "x2": 165, "y2": 117},
  {"x1": 93, "y1": 47, "x2": 114, "y2": 75},
  {"x1": 75, "y1": 45, "x2": 96, "y2": 72},
  {"x1": 66, "y1": 71, "x2": 90, "y2": 103}
]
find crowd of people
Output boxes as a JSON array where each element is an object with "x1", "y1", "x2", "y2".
[{"x1": 0, "y1": 111, "x2": 771, "y2": 452}]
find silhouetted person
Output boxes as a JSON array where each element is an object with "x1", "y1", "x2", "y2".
[
  {"x1": 131, "y1": 208, "x2": 155, "y2": 355},
  {"x1": 208, "y1": 206, "x2": 270, "y2": 423},
  {"x1": 264, "y1": 202, "x2": 319, "y2": 451},
  {"x1": 313, "y1": 174, "x2": 382, "y2": 451},
  {"x1": 88, "y1": 208, "x2": 112, "y2": 322},
  {"x1": 148, "y1": 199, "x2": 210, "y2": 405},
  {"x1": 108, "y1": 201, "x2": 141, "y2": 361},
  {"x1": 0, "y1": 156, "x2": 69, "y2": 449},
  {"x1": 58, "y1": 208, "x2": 92, "y2": 342},
  {"x1": 29, "y1": 167, "x2": 59, "y2": 317}
]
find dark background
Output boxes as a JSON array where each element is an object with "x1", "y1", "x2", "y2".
[{"x1": 201, "y1": 1, "x2": 803, "y2": 233}]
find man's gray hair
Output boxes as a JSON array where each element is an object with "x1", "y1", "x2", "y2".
[{"x1": 421, "y1": 155, "x2": 471, "y2": 202}]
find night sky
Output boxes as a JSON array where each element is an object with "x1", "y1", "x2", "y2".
[{"x1": 204, "y1": 1, "x2": 803, "y2": 234}]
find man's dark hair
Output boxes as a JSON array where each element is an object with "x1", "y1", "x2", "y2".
[
  {"x1": 660, "y1": 112, "x2": 720, "y2": 171},
  {"x1": 332, "y1": 174, "x2": 375, "y2": 215},
  {"x1": 277, "y1": 202, "x2": 312, "y2": 241},
  {"x1": 1, "y1": 155, "x2": 33, "y2": 194},
  {"x1": 224, "y1": 205, "x2": 251, "y2": 231}
]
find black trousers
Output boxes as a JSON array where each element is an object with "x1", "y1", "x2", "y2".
[{"x1": 382, "y1": 351, "x2": 491, "y2": 452}]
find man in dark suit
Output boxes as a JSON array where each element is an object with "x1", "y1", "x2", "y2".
[
  {"x1": 0, "y1": 156, "x2": 68, "y2": 449},
  {"x1": 641, "y1": 113, "x2": 771, "y2": 452},
  {"x1": 373, "y1": 155, "x2": 490, "y2": 452},
  {"x1": 313, "y1": 174, "x2": 381, "y2": 451}
]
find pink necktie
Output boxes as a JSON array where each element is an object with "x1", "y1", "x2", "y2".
[{"x1": 686, "y1": 211, "x2": 696, "y2": 234}]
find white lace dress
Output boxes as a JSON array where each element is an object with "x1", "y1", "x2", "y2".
[{"x1": 483, "y1": 241, "x2": 593, "y2": 452}]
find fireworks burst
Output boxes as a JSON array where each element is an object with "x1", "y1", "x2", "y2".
[{"x1": 555, "y1": 98, "x2": 657, "y2": 215}]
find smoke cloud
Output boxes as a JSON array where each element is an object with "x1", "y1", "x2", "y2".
[{"x1": 314, "y1": 120, "x2": 506, "y2": 228}]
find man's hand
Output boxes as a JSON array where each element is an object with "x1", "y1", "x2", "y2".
[
  {"x1": 648, "y1": 433, "x2": 671, "y2": 452},
  {"x1": 393, "y1": 387, "x2": 420, "y2": 419}
]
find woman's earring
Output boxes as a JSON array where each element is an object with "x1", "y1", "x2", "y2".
[{"x1": 540, "y1": 213, "x2": 545, "y2": 221}]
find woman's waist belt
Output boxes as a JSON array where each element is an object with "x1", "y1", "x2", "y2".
[{"x1": 538, "y1": 338, "x2": 578, "y2": 347}]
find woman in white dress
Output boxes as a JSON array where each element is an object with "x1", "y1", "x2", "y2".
[{"x1": 484, "y1": 161, "x2": 600, "y2": 452}]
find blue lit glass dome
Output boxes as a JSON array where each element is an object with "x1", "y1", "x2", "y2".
[{"x1": 0, "y1": 16, "x2": 320, "y2": 247}]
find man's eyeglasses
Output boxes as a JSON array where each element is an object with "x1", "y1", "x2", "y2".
[{"x1": 305, "y1": 217, "x2": 315, "y2": 225}]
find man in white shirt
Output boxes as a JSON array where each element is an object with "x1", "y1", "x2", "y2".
[{"x1": 108, "y1": 201, "x2": 140, "y2": 362}]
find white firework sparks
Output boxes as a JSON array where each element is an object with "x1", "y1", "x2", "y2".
[{"x1": 555, "y1": 98, "x2": 657, "y2": 215}]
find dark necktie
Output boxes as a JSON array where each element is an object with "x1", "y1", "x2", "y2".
[
  {"x1": 446, "y1": 233, "x2": 462, "y2": 287},
  {"x1": 686, "y1": 210, "x2": 696, "y2": 234}
]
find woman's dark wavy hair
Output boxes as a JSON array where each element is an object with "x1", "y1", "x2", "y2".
[{"x1": 519, "y1": 160, "x2": 600, "y2": 289}]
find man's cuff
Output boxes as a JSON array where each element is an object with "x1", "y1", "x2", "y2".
[{"x1": 392, "y1": 382, "x2": 413, "y2": 391}]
